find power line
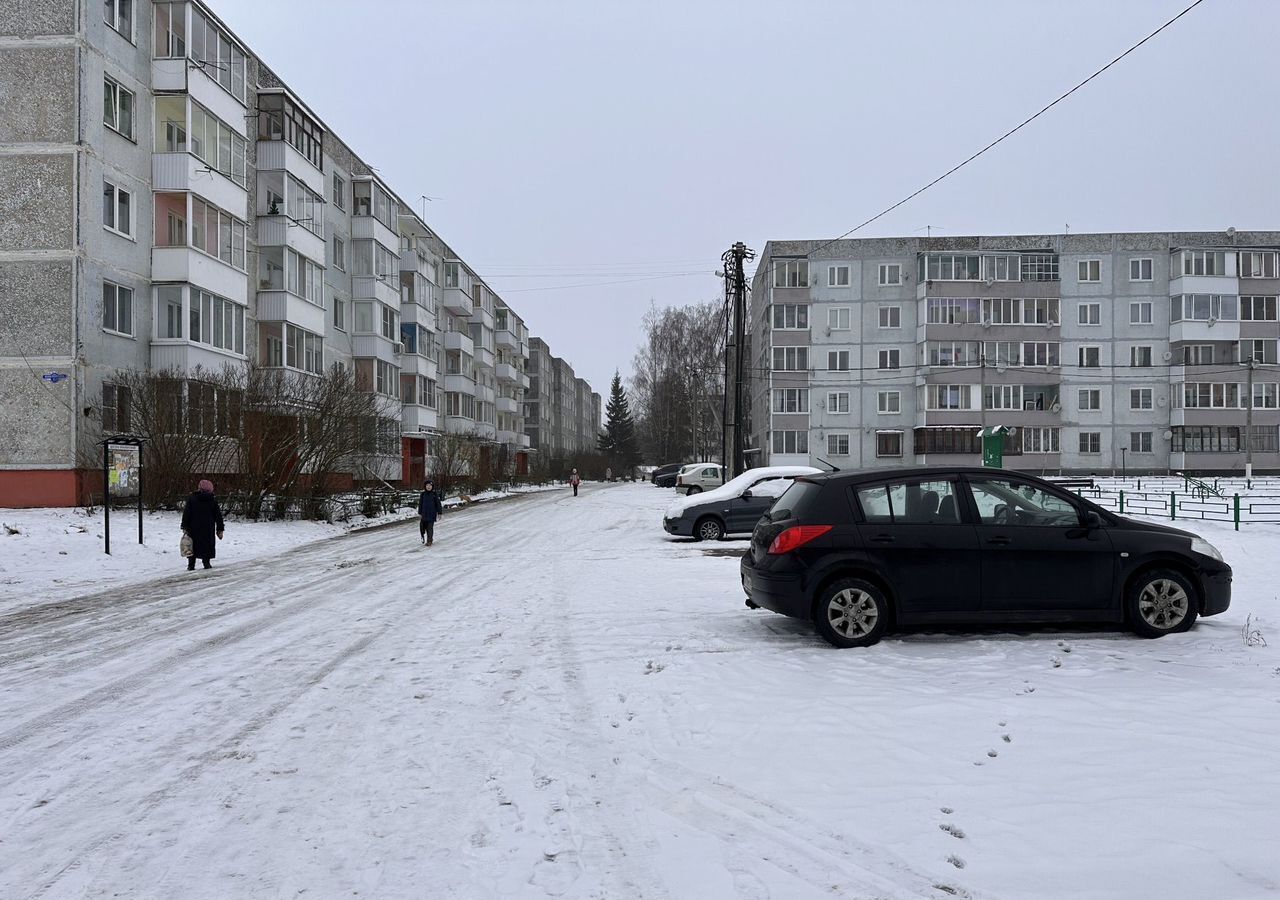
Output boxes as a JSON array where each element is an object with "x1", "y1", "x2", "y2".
[
  {"x1": 800, "y1": 0, "x2": 1209, "y2": 260},
  {"x1": 498, "y1": 272, "x2": 709, "y2": 293}
]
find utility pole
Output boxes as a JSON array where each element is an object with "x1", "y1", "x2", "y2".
[
  {"x1": 722, "y1": 241, "x2": 755, "y2": 478},
  {"x1": 1245, "y1": 355, "x2": 1256, "y2": 479}
]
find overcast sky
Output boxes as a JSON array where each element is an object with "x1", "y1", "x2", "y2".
[{"x1": 215, "y1": 0, "x2": 1279, "y2": 396}]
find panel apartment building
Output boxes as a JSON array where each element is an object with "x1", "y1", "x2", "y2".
[
  {"x1": 0, "y1": 0, "x2": 600, "y2": 506},
  {"x1": 524, "y1": 337, "x2": 602, "y2": 460},
  {"x1": 747, "y1": 232, "x2": 1280, "y2": 475}
]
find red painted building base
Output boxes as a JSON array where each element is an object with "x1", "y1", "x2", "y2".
[{"x1": 0, "y1": 469, "x2": 103, "y2": 508}]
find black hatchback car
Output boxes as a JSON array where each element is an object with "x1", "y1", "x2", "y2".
[{"x1": 740, "y1": 467, "x2": 1232, "y2": 648}]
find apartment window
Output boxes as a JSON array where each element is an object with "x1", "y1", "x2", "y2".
[
  {"x1": 773, "y1": 259, "x2": 808, "y2": 288},
  {"x1": 1078, "y1": 346, "x2": 1101, "y2": 368},
  {"x1": 103, "y1": 76, "x2": 134, "y2": 139},
  {"x1": 332, "y1": 173, "x2": 346, "y2": 210},
  {"x1": 928, "y1": 385, "x2": 972, "y2": 410},
  {"x1": 918, "y1": 254, "x2": 981, "y2": 281},
  {"x1": 771, "y1": 430, "x2": 809, "y2": 454},
  {"x1": 875, "y1": 431, "x2": 903, "y2": 458},
  {"x1": 1020, "y1": 254, "x2": 1060, "y2": 282},
  {"x1": 828, "y1": 307, "x2": 850, "y2": 330},
  {"x1": 772, "y1": 388, "x2": 808, "y2": 413},
  {"x1": 984, "y1": 254, "x2": 1020, "y2": 282},
  {"x1": 1079, "y1": 432, "x2": 1102, "y2": 454},
  {"x1": 1170, "y1": 293, "x2": 1239, "y2": 322},
  {"x1": 1078, "y1": 389, "x2": 1101, "y2": 411},
  {"x1": 1129, "y1": 258, "x2": 1153, "y2": 282},
  {"x1": 1184, "y1": 345, "x2": 1214, "y2": 366},
  {"x1": 828, "y1": 265, "x2": 850, "y2": 287},
  {"x1": 1240, "y1": 339, "x2": 1278, "y2": 365},
  {"x1": 771, "y1": 346, "x2": 809, "y2": 371},
  {"x1": 183, "y1": 196, "x2": 246, "y2": 270},
  {"x1": 1180, "y1": 250, "x2": 1226, "y2": 277},
  {"x1": 878, "y1": 264, "x2": 901, "y2": 286},
  {"x1": 333, "y1": 296, "x2": 346, "y2": 331},
  {"x1": 1078, "y1": 259, "x2": 1101, "y2": 283},
  {"x1": 157, "y1": 285, "x2": 183, "y2": 339},
  {"x1": 1130, "y1": 346, "x2": 1153, "y2": 368},
  {"x1": 982, "y1": 385, "x2": 1020, "y2": 411},
  {"x1": 1254, "y1": 383, "x2": 1278, "y2": 409},
  {"x1": 352, "y1": 240, "x2": 398, "y2": 279},
  {"x1": 1178, "y1": 383, "x2": 1243, "y2": 409},
  {"x1": 1026, "y1": 298, "x2": 1059, "y2": 325},
  {"x1": 914, "y1": 428, "x2": 982, "y2": 456},
  {"x1": 824, "y1": 433, "x2": 849, "y2": 456},
  {"x1": 1250, "y1": 426, "x2": 1279, "y2": 453},
  {"x1": 828, "y1": 392, "x2": 850, "y2": 414},
  {"x1": 101, "y1": 383, "x2": 132, "y2": 433},
  {"x1": 827, "y1": 350, "x2": 850, "y2": 371},
  {"x1": 1130, "y1": 301, "x2": 1153, "y2": 324},
  {"x1": 1130, "y1": 388, "x2": 1154, "y2": 410},
  {"x1": 981, "y1": 297, "x2": 1015, "y2": 325},
  {"x1": 1172, "y1": 426, "x2": 1241, "y2": 453},
  {"x1": 257, "y1": 93, "x2": 321, "y2": 168},
  {"x1": 1078, "y1": 303, "x2": 1101, "y2": 325},
  {"x1": 877, "y1": 391, "x2": 899, "y2": 413},
  {"x1": 1239, "y1": 251, "x2": 1279, "y2": 279},
  {"x1": 182, "y1": 100, "x2": 247, "y2": 186},
  {"x1": 333, "y1": 235, "x2": 346, "y2": 271},
  {"x1": 927, "y1": 297, "x2": 981, "y2": 325},
  {"x1": 104, "y1": 0, "x2": 133, "y2": 39},
  {"x1": 879, "y1": 305, "x2": 901, "y2": 329},
  {"x1": 190, "y1": 288, "x2": 245, "y2": 354},
  {"x1": 927, "y1": 341, "x2": 980, "y2": 367},
  {"x1": 381, "y1": 304, "x2": 399, "y2": 341},
  {"x1": 375, "y1": 360, "x2": 399, "y2": 397},
  {"x1": 102, "y1": 282, "x2": 133, "y2": 337},
  {"x1": 1022, "y1": 427, "x2": 1061, "y2": 454},
  {"x1": 1129, "y1": 432, "x2": 1154, "y2": 453},
  {"x1": 878, "y1": 348, "x2": 900, "y2": 370},
  {"x1": 102, "y1": 179, "x2": 132, "y2": 237},
  {"x1": 772, "y1": 304, "x2": 809, "y2": 329},
  {"x1": 1241, "y1": 296, "x2": 1278, "y2": 321}
]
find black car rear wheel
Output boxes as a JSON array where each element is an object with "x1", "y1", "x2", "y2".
[
  {"x1": 1126, "y1": 568, "x2": 1198, "y2": 638},
  {"x1": 813, "y1": 578, "x2": 889, "y2": 648},
  {"x1": 694, "y1": 516, "x2": 724, "y2": 542}
]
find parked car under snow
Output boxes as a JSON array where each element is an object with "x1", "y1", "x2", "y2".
[{"x1": 662, "y1": 465, "x2": 822, "y2": 541}]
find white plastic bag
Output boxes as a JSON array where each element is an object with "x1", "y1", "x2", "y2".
[{"x1": 180, "y1": 531, "x2": 194, "y2": 558}]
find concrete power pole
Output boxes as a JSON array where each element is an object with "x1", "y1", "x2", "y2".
[
  {"x1": 722, "y1": 242, "x2": 755, "y2": 478},
  {"x1": 1245, "y1": 355, "x2": 1256, "y2": 480}
]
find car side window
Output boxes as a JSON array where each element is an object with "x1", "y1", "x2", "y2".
[
  {"x1": 855, "y1": 480, "x2": 961, "y2": 524},
  {"x1": 968, "y1": 478, "x2": 1081, "y2": 527},
  {"x1": 702, "y1": 467, "x2": 719, "y2": 478}
]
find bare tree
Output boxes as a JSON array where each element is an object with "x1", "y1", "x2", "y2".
[{"x1": 431, "y1": 429, "x2": 481, "y2": 497}]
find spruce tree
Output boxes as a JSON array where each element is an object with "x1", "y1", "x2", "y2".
[{"x1": 598, "y1": 371, "x2": 641, "y2": 470}]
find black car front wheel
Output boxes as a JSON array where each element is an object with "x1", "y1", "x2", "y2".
[
  {"x1": 1127, "y1": 569, "x2": 1198, "y2": 638},
  {"x1": 694, "y1": 516, "x2": 724, "y2": 541},
  {"x1": 813, "y1": 578, "x2": 889, "y2": 648}
]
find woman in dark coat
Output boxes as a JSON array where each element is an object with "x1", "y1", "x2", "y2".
[{"x1": 181, "y1": 479, "x2": 224, "y2": 570}]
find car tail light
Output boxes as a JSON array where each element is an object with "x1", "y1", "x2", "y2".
[{"x1": 767, "y1": 525, "x2": 833, "y2": 555}]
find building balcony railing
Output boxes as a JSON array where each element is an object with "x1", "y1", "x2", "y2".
[{"x1": 495, "y1": 362, "x2": 519, "y2": 384}]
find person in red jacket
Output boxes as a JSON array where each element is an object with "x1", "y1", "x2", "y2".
[{"x1": 569, "y1": 468, "x2": 581, "y2": 497}]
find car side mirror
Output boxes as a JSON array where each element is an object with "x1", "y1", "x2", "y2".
[
  {"x1": 1083, "y1": 510, "x2": 1103, "y2": 529},
  {"x1": 740, "y1": 491, "x2": 753, "y2": 500}
]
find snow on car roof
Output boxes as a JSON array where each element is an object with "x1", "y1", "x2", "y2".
[{"x1": 665, "y1": 465, "x2": 821, "y2": 518}]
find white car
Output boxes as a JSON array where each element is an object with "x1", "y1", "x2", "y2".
[{"x1": 676, "y1": 463, "x2": 724, "y2": 494}]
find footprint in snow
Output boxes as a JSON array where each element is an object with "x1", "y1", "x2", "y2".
[
  {"x1": 947, "y1": 855, "x2": 966, "y2": 869},
  {"x1": 644, "y1": 660, "x2": 665, "y2": 675},
  {"x1": 939, "y1": 806, "x2": 954, "y2": 815},
  {"x1": 939, "y1": 823, "x2": 966, "y2": 839}
]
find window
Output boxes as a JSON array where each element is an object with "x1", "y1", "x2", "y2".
[
  {"x1": 375, "y1": 360, "x2": 399, "y2": 397},
  {"x1": 858, "y1": 480, "x2": 962, "y2": 524},
  {"x1": 772, "y1": 388, "x2": 808, "y2": 413},
  {"x1": 1172, "y1": 426, "x2": 1241, "y2": 453},
  {"x1": 828, "y1": 265, "x2": 850, "y2": 286},
  {"x1": 381, "y1": 303, "x2": 399, "y2": 341},
  {"x1": 103, "y1": 76, "x2": 134, "y2": 139},
  {"x1": 185, "y1": 196, "x2": 246, "y2": 270},
  {"x1": 189, "y1": 288, "x2": 245, "y2": 354},
  {"x1": 102, "y1": 179, "x2": 132, "y2": 237},
  {"x1": 828, "y1": 307, "x2": 850, "y2": 330},
  {"x1": 827, "y1": 434, "x2": 850, "y2": 456},
  {"x1": 1130, "y1": 388, "x2": 1153, "y2": 410},
  {"x1": 1078, "y1": 303, "x2": 1101, "y2": 325},
  {"x1": 1078, "y1": 389, "x2": 1101, "y2": 411},
  {"x1": 1127, "y1": 345, "x2": 1152, "y2": 368},
  {"x1": 333, "y1": 296, "x2": 346, "y2": 331},
  {"x1": 1177, "y1": 383, "x2": 1243, "y2": 409},
  {"x1": 879, "y1": 305, "x2": 901, "y2": 329},
  {"x1": 105, "y1": 0, "x2": 133, "y2": 39},
  {"x1": 177, "y1": 6, "x2": 246, "y2": 99},
  {"x1": 157, "y1": 285, "x2": 183, "y2": 339},
  {"x1": 1250, "y1": 426, "x2": 1279, "y2": 453},
  {"x1": 771, "y1": 346, "x2": 809, "y2": 371},
  {"x1": 1025, "y1": 298, "x2": 1059, "y2": 325},
  {"x1": 1184, "y1": 344, "x2": 1214, "y2": 366},
  {"x1": 257, "y1": 93, "x2": 321, "y2": 167},
  {"x1": 1020, "y1": 254, "x2": 1060, "y2": 282},
  {"x1": 101, "y1": 383, "x2": 132, "y2": 432},
  {"x1": 1129, "y1": 258, "x2": 1153, "y2": 282},
  {"x1": 1022, "y1": 427, "x2": 1061, "y2": 454},
  {"x1": 913, "y1": 428, "x2": 983, "y2": 456},
  {"x1": 969, "y1": 478, "x2": 1078, "y2": 525},
  {"x1": 1130, "y1": 432, "x2": 1153, "y2": 453},
  {"x1": 828, "y1": 392, "x2": 850, "y2": 414},
  {"x1": 1253, "y1": 383, "x2": 1278, "y2": 409},
  {"x1": 928, "y1": 297, "x2": 981, "y2": 325},
  {"x1": 187, "y1": 100, "x2": 247, "y2": 186},
  {"x1": 1078, "y1": 432, "x2": 1102, "y2": 454},
  {"x1": 1170, "y1": 294, "x2": 1239, "y2": 322},
  {"x1": 984, "y1": 384, "x2": 1022, "y2": 410},
  {"x1": 918, "y1": 254, "x2": 981, "y2": 281},
  {"x1": 332, "y1": 173, "x2": 346, "y2": 210},
  {"x1": 1078, "y1": 346, "x2": 1101, "y2": 368},
  {"x1": 333, "y1": 235, "x2": 346, "y2": 271},
  {"x1": 984, "y1": 341, "x2": 1021, "y2": 367},
  {"x1": 927, "y1": 341, "x2": 980, "y2": 367},
  {"x1": 928, "y1": 385, "x2": 972, "y2": 410},
  {"x1": 352, "y1": 180, "x2": 397, "y2": 231},
  {"x1": 102, "y1": 282, "x2": 133, "y2": 336},
  {"x1": 878, "y1": 264, "x2": 900, "y2": 286},
  {"x1": 1240, "y1": 339, "x2": 1278, "y2": 365},
  {"x1": 827, "y1": 350, "x2": 850, "y2": 371},
  {"x1": 1078, "y1": 259, "x2": 1101, "y2": 282},
  {"x1": 1130, "y1": 301, "x2": 1153, "y2": 324},
  {"x1": 442, "y1": 262, "x2": 460, "y2": 288},
  {"x1": 1239, "y1": 251, "x2": 1279, "y2": 279},
  {"x1": 877, "y1": 391, "x2": 899, "y2": 413},
  {"x1": 772, "y1": 304, "x2": 809, "y2": 329},
  {"x1": 1241, "y1": 296, "x2": 1278, "y2": 321},
  {"x1": 875, "y1": 432, "x2": 903, "y2": 458},
  {"x1": 878, "y1": 348, "x2": 900, "y2": 370},
  {"x1": 771, "y1": 430, "x2": 809, "y2": 455},
  {"x1": 1180, "y1": 250, "x2": 1226, "y2": 277},
  {"x1": 983, "y1": 254, "x2": 1020, "y2": 282},
  {"x1": 773, "y1": 259, "x2": 808, "y2": 288},
  {"x1": 1023, "y1": 342, "x2": 1060, "y2": 367}
]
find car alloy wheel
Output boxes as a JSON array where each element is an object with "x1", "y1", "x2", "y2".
[
  {"x1": 695, "y1": 517, "x2": 724, "y2": 541},
  {"x1": 1137, "y1": 578, "x2": 1190, "y2": 630},
  {"x1": 813, "y1": 577, "x2": 889, "y2": 648},
  {"x1": 827, "y1": 588, "x2": 879, "y2": 639}
]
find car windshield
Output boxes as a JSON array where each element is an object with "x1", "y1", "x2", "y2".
[
  {"x1": 765, "y1": 479, "x2": 824, "y2": 522},
  {"x1": 969, "y1": 478, "x2": 1081, "y2": 526}
]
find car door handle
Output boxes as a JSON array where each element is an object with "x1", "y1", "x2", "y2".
[
  {"x1": 987, "y1": 537, "x2": 1012, "y2": 546},
  {"x1": 870, "y1": 534, "x2": 895, "y2": 544}
]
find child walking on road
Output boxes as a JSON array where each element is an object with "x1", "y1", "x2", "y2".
[
  {"x1": 418, "y1": 479, "x2": 444, "y2": 546},
  {"x1": 569, "y1": 468, "x2": 581, "y2": 497}
]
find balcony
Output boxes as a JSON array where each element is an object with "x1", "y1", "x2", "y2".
[
  {"x1": 153, "y1": 153, "x2": 246, "y2": 216},
  {"x1": 399, "y1": 353, "x2": 438, "y2": 380},
  {"x1": 495, "y1": 362, "x2": 519, "y2": 384},
  {"x1": 498, "y1": 429, "x2": 519, "y2": 445},
  {"x1": 352, "y1": 275, "x2": 400, "y2": 307},
  {"x1": 497, "y1": 329, "x2": 519, "y2": 351},
  {"x1": 443, "y1": 374, "x2": 476, "y2": 395},
  {"x1": 350, "y1": 334, "x2": 399, "y2": 365},
  {"x1": 152, "y1": 59, "x2": 247, "y2": 133},
  {"x1": 442, "y1": 287, "x2": 473, "y2": 316},
  {"x1": 444, "y1": 416, "x2": 476, "y2": 436},
  {"x1": 476, "y1": 384, "x2": 496, "y2": 405},
  {"x1": 443, "y1": 331, "x2": 474, "y2": 355},
  {"x1": 150, "y1": 341, "x2": 244, "y2": 374},
  {"x1": 1170, "y1": 320, "x2": 1240, "y2": 344},
  {"x1": 519, "y1": 434, "x2": 531, "y2": 448},
  {"x1": 256, "y1": 291, "x2": 326, "y2": 336},
  {"x1": 401, "y1": 405, "x2": 439, "y2": 434},
  {"x1": 351, "y1": 214, "x2": 399, "y2": 252},
  {"x1": 256, "y1": 216, "x2": 325, "y2": 263},
  {"x1": 256, "y1": 140, "x2": 324, "y2": 196},
  {"x1": 474, "y1": 422, "x2": 498, "y2": 441},
  {"x1": 152, "y1": 247, "x2": 248, "y2": 304},
  {"x1": 474, "y1": 346, "x2": 495, "y2": 371},
  {"x1": 520, "y1": 373, "x2": 531, "y2": 390},
  {"x1": 497, "y1": 397, "x2": 519, "y2": 415}
]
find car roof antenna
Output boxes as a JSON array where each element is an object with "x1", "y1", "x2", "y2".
[{"x1": 814, "y1": 456, "x2": 841, "y2": 472}]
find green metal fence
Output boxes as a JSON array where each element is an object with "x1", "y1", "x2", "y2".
[{"x1": 1066, "y1": 485, "x2": 1280, "y2": 529}]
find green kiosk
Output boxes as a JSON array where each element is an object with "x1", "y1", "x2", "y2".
[{"x1": 977, "y1": 425, "x2": 1015, "y2": 468}]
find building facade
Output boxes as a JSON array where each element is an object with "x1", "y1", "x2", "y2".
[
  {"x1": 747, "y1": 232, "x2": 1280, "y2": 475},
  {"x1": 0, "y1": 0, "x2": 598, "y2": 505}
]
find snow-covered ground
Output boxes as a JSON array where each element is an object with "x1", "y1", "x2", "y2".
[{"x1": 1, "y1": 483, "x2": 1277, "y2": 899}]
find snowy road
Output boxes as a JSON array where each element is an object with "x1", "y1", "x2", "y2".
[{"x1": 2, "y1": 484, "x2": 1278, "y2": 899}]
